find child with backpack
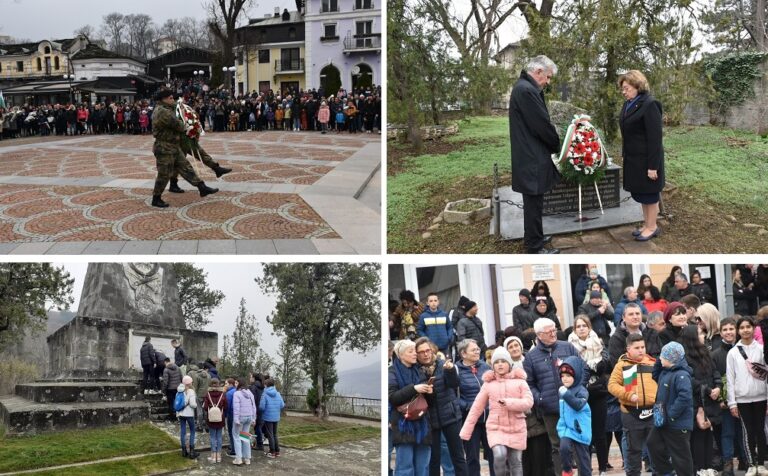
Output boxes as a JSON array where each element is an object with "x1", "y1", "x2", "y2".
[
  {"x1": 176, "y1": 375, "x2": 199, "y2": 459},
  {"x1": 557, "y1": 356, "x2": 592, "y2": 476},
  {"x1": 259, "y1": 377, "x2": 286, "y2": 458},
  {"x1": 726, "y1": 316, "x2": 768, "y2": 475},
  {"x1": 203, "y1": 378, "x2": 228, "y2": 463},
  {"x1": 646, "y1": 342, "x2": 694, "y2": 476}
]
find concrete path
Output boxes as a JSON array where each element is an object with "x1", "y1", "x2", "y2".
[{"x1": 0, "y1": 132, "x2": 380, "y2": 255}]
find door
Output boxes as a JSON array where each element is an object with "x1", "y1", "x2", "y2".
[{"x1": 687, "y1": 264, "x2": 718, "y2": 305}]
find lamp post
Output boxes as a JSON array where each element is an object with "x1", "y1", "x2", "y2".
[
  {"x1": 222, "y1": 66, "x2": 236, "y2": 94},
  {"x1": 63, "y1": 74, "x2": 75, "y2": 105}
]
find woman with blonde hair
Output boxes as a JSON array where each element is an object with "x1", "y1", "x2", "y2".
[
  {"x1": 618, "y1": 70, "x2": 665, "y2": 241},
  {"x1": 696, "y1": 303, "x2": 722, "y2": 351}
]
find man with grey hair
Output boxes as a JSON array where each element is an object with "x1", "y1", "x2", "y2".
[
  {"x1": 509, "y1": 55, "x2": 562, "y2": 254},
  {"x1": 523, "y1": 317, "x2": 583, "y2": 475},
  {"x1": 613, "y1": 286, "x2": 648, "y2": 326}
]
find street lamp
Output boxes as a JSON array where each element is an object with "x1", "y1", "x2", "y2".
[
  {"x1": 222, "y1": 66, "x2": 236, "y2": 94},
  {"x1": 63, "y1": 73, "x2": 75, "y2": 105}
]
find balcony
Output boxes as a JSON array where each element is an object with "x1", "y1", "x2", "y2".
[
  {"x1": 342, "y1": 35, "x2": 381, "y2": 54},
  {"x1": 274, "y1": 58, "x2": 305, "y2": 73}
]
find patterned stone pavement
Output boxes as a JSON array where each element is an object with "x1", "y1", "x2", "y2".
[{"x1": 0, "y1": 131, "x2": 381, "y2": 254}]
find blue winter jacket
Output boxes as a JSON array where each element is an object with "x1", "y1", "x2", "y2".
[
  {"x1": 613, "y1": 298, "x2": 649, "y2": 326},
  {"x1": 225, "y1": 387, "x2": 236, "y2": 419},
  {"x1": 557, "y1": 356, "x2": 592, "y2": 445},
  {"x1": 652, "y1": 359, "x2": 694, "y2": 431},
  {"x1": 417, "y1": 307, "x2": 453, "y2": 352},
  {"x1": 455, "y1": 359, "x2": 492, "y2": 416},
  {"x1": 259, "y1": 386, "x2": 285, "y2": 422},
  {"x1": 422, "y1": 358, "x2": 462, "y2": 429},
  {"x1": 524, "y1": 340, "x2": 585, "y2": 415}
]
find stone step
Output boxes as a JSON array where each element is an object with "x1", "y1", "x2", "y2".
[
  {"x1": 15, "y1": 382, "x2": 142, "y2": 403},
  {"x1": 0, "y1": 395, "x2": 150, "y2": 436}
]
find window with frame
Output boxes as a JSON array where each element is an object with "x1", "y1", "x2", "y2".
[
  {"x1": 323, "y1": 24, "x2": 337, "y2": 38},
  {"x1": 44, "y1": 46, "x2": 51, "y2": 54},
  {"x1": 321, "y1": 0, "x2": 338, "y2": 12},
  {"x1": 17, "y1": 61, "x2": 23, "y2": 72},
  {"x1": 258, "y1": 49, "x2": 269, "y2": 63},
  {"x1": 355, "y1": 0, "x2": 372, "y2": 9},
  {"x1": 36, "y1": 57, "x2": 42, "y2": 71},
  {"x1": 280, "y1": 48, "x2": 301, "y2": 70},
  {"x1": 54, "y1": 56, "x2": 60, "y2": 70}
]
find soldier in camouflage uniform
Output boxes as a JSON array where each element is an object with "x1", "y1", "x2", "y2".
[
  {"x1": 168, "y1": 141, "x2": 232, "y2": 193},
  {"x1": 151, "y1": 89, "x2": 218, "y2": 208}
]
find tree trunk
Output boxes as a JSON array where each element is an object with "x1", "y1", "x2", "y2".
[{"x1": 315, "y1": 335, "x2": 328, "y2": 419}]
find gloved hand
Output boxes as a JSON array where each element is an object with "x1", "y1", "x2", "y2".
[{"x1": 558, "y1": 386, "x2": 567, "y2": 397}]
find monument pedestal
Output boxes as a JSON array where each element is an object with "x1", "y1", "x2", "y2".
[
  {"x1": 0, "y1": 263, "x2": 218, "y2": 436},
  {"x1": 491, "y1": 165, "x2": 643, "y2": 239}
]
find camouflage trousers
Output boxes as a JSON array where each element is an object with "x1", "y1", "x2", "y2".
[
  {"x1": 153, "y1": 145, "x2": 202, "y2": 195},
  {"x1": 171, "y1": 142, "x2": 217, "y2": 180}
]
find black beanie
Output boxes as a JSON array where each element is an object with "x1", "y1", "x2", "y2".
[
  {"x1": 458, "y1": 295, "x2": 470, "y2": 309},
  {"x1": 519, "y1": 289, "x2": 532, "y2": 300},
  {"x1": 465, "y1": 300, "x2": 477, "y2": 312}
]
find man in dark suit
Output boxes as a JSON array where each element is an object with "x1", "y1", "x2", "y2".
[{"x1": 509, "y1": 55, "x2": 562, "y2": 254}]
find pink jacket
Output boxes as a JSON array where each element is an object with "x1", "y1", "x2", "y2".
[
  {"x1": 459, "y1": 366, "x2": 533, "y2": 450},
  {"x1": 318, "y1": 105, "x2": 330, "y2": 124}
]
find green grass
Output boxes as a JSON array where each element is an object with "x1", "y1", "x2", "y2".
[
  {"x1": 388, "y1": 116, "x2": 510, "y2": 251},
  {"x1": 387, "y1": 116, "x2": 768, "y2": 253},
  {"x1": 280, "y1": 416, "x2": 380, "y2": 449},
  {"x1": 0, "y1": 423, "x2": 179, "y2": 473},
  {"x1": 663, "y1": 126, "x2": 768, "y2": 210},
  {"x1": 26, "y1": 453, "x2": 196, "y2": 476}
]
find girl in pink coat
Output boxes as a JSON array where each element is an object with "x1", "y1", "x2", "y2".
[{"x1": 459, "y1": 347, "x2": 533, "y2": 476}]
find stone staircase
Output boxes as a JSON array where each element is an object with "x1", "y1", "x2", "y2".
[{"x1": 144, "y1": 391, "x2": 173, "y2": 422}]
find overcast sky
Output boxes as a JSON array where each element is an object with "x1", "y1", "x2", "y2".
[
  {"x1": 0, "y1": 0, "x2": 286, "y2": 41},
  {"x1": 54, "y1": 262, "x2": 379, "y2": 374}
]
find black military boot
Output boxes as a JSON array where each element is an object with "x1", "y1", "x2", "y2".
[
  {"x1": 188, "y1": 445, "x2": 199, "y2": 459},
  {"x1": 151, "y1": 195, "x2": 169, "y2": 208},
  {"x1": 197, "y1": 182, "x2": 219, "y2": 197},
  {"x1": 181, "y1": 446, "x2": 189, "y2": 458},
  {"x1": 169, "y1": 179, "x2": 184, "y2": 193},
  {"x1": 213, "y1": 165, "x2": 232, "y2": 177}
]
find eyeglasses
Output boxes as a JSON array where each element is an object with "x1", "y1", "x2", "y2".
[{"x1": 416, "y1": 349, "x2": 433, "y2": 355}]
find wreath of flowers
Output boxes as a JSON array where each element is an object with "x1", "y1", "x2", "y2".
[
  {"x1": 556, "y1": 114, "x2": 608, "y2": 186},
  {"x1": 176, "y1": 99, "x2": 204, "y2": 142}
]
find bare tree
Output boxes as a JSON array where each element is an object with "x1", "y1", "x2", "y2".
[
  {"x1": 205, "y1": 0, "x2": 253, "y2": 66},
  {"x1": 124, "y1": 14, "x2": 153, "y2": 58},
  {"x1": 73, "y1": 25, "x2": 95, "y2": 39},
  {"x1": 101, "y1": 13, "x2": 125, "y2": 54}
]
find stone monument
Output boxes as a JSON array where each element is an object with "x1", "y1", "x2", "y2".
[{"x1": 0, "y1": 263, "x2": 218, "y2": 435}]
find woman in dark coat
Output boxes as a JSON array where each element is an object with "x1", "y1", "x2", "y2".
[
  {"x1": 733, "y1": 268, "x2": 757, "y2": 316},
  {"x1": 618, "y1": 70, "x2": 664, "y2": 241},
  {"x1": 389, "y1": 339, "x2": 432, "y2": 475},
  {"x1": 659, "y1": 301, "x2": 688, "y2": 347}
]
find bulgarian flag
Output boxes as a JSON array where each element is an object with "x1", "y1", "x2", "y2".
[
  {"x1": 623, "y1": 364, "x2": 638, "y2": 393},
  {"x1": 239, "y1": 430, "x2": 251, "y2": 442}
]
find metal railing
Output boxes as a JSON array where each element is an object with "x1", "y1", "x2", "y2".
[
  {"x1": 285, "y1": 394, "x2": 381, "y2": 419},
  {"x1": 343, "y1": 36, "x2": 381, "y2": 51},
  {"x1": 274, "y1": 58, "x2": 305, "y2": 72}
]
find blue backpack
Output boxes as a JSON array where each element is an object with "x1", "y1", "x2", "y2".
[{"x1": 173, "y1": 391, "x2": 186, "y2": 412}]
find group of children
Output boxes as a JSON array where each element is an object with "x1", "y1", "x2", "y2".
[
  {"x1": 457, "y1": 315, "x2": 768, "y2": 476},
  {"x1": 174, "y1": 373, "x2": 286, "y2": 466}
]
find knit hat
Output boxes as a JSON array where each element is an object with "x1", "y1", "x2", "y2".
[
  {"x1": 490, "y1": 347, "x2": 513, "y2": 368},
  {"x1": 663, "y1": 302, "x2": 686, "y2": 323},
  {"x1": 559, "y1": 361, "x2": 576, "y2": 377},
  {"x1": 590, "y1": 290, "x2": 602, "y2": 299},
  {"x1": 518, "y1": 289, "x2": 532, "y2": 300},
  {"x1": 457, "y1": 295, "x2": 470, "y2": 310},
  {"x1": 660, "y1": 341, "x2": 685, "y2": 365},
  {"x1": 464, "y1": 300, "x2": 477, "y2": 312},
  {"x1": 503, "y1": 335, "x2": 524, "y2": 354},
  {"x1": 181, "y1": 375, "x2": 193, "y2": 385}
]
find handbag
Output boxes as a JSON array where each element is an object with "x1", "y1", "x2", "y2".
[
  {"x1": 652, "y1": 402, "x2": 666, "y2": 428},
  {"x1": 397, "y1": 393, "x2": 428, "y2": 421},
  {"x1": 696, "y1": 406, "x2": 712, "y2": 430}
]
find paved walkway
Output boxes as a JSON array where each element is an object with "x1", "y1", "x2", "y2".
[
  {"x1": 0, "y1": 132, "x2": 380, "y2": 254},
  {"x1": 554, "y1": 220, "x2": 669, "y2": 254}
]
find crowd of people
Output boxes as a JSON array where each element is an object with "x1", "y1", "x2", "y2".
[
  {"x1": 388, "y1": 264, "x2": 768, "y2": 476},
  {"x1": 0, "y1": 79, "x2": 382, "y2": 140},
  {"x1": 139, "y1": 336, "x2": 285, "y2": 465}
]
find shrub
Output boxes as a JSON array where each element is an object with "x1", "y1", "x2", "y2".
[{"x1": 0, "y1": 359, "x2": 40, "y2": 395}]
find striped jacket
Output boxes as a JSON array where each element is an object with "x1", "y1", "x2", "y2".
[{"x1": 417, "y1": 307, "x2": 452, "y2": 352}]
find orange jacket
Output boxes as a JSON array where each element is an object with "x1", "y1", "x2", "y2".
[{"x1": 608, "y1": 353, "x2": 657, "y2": 414}]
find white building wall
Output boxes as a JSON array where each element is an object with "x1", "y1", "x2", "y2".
[{"x1": 73, "y1": 59, "x2": 145, "y2": 81}]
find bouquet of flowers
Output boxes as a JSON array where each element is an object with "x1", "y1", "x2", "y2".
[
  {"x1": 556, "y1": 114, "x2": 608, "y2": 186},
  {"x1": 176, "y1": 99, "x2": 204, "y2": 142}
]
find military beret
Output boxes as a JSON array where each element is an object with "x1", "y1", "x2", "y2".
[{"x1": 154, "y1": 88, "x2": 174, "y2": 101}]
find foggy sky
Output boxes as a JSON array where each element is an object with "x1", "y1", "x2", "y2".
[
  {"x1": 55, "y1": 262, "x2": 379, "y2": 374},
  {"x1": 0, "y1": 0, "x2": 287, "y2": 42}
]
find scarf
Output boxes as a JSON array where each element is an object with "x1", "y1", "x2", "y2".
[
  {"x1": 392, "y1": 357, "x2": 429, "y2": 444},
  {"x1": 568, "y1": 330, "x2": 604, "y2": 373}
]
